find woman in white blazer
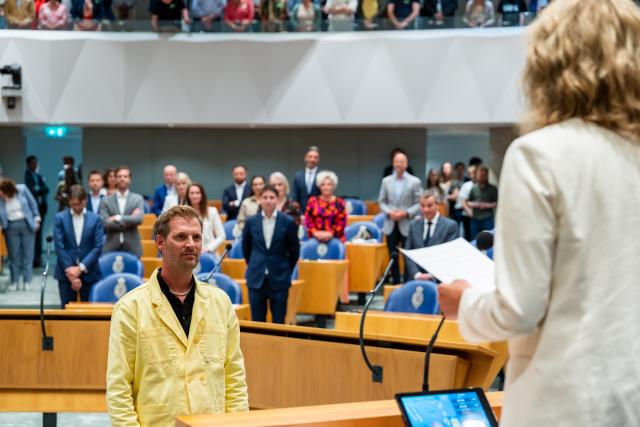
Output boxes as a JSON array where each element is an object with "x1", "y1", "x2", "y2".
[
  {"x1": 438, "y1": 1, "x2": 640, "y2": 426},
  {"x1": 186, "y1": 183, "x2": 226, "y2": 256}
]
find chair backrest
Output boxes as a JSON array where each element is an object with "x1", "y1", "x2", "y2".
[
  {"x1": 224, "y1": 220, "x2": 237, "y2": 241},
  {"x1": 373, "y1": 212, "x2": 385, "y2": 229},
  {"x1": 228, "y1": 239, "x2": 244, "y2": 259},
  {"x1": 297, "y1": 224, "x2": 309, "y2": 241},
  {"x1": 344, "y1": 221, "x2": 382, "y2": 242},
  {"x1": 197, "y1": 272, "x2": 242, "y2": 304},
  {"x1": 99, "y1": 252, "x2": 143, "y2": 278},
  {"x1": 300, "y1": 238, "x2": 345, "y2": 260},
  {"x1": 345, "y1": 198, "x2": 367, "y2": 215},
  {"x1": 384, "y1": 280, "x2": 440, "y2": 314},
  {"x1": 89, "y1": 273, "x2": 143, "y2": 303},
  {"x1": 194, "y1": 252, "x2": 216, "y2": 275}
]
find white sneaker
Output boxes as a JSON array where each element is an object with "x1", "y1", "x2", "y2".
[
  {"x1": 11, "y1": 283, "x2": 18, "y2": 291},
  {"x1": 24, "y1": 282, "x2": 31, "y2": 291}
]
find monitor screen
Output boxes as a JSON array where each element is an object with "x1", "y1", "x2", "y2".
[{"x1": 398, "y1": 390, "x2": 495, "y2": 427}]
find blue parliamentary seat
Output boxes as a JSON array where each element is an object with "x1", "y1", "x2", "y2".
[
  {"x1": 373, "y1": 212, "x2": 385, "y2": 230},
  {"x1": 224, "y1": 220, "x2": 237, "y2": 241},
  {"x1": 89, "y1": 273, "x2": 143, "y2": 303},
  {"x1": 345, "y1": 198, "x2": 367, "y2": 215},
  {"x1": 98, "y1": 251, "x2": 143, "y2": 278},
  {"x1": 228, "y1": 239, "x2": 244, "y2": 259},
  {"x1": 300, "y1": 238, "x2": 345, "y2": 260},
  {"x1": 194, "y1": 252, "x2": 216, "y2": 275},
  {"x1": 197, "y1": 272, "x2": 242, "y2": 304},
  {"x1": 344, "y1": 221, "x2": 382, "y2": 242},
  {"x1": 384, "y1": 280, "x2": 439, "y2": 314}
]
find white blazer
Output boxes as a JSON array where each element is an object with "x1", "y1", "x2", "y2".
[
  {"x1": 202, "y1": 206, "x2": 226, "y2": 254},
  {"x1": 458, "y1": 119, "x2": 640, "y2": 426}
]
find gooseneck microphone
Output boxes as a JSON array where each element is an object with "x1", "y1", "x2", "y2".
[
  {"x1": 40, "y1": 236, "x2": 54, "y2": 351},
  {"x1": 422, "y1": 315, "x2": 446, "y2": 391},
  {"x1": 359, "y1": 252, "x2": 397, "y2": 383},
  {"x1": 202, "y1": 243, "x2": 233, "y2": 282}
]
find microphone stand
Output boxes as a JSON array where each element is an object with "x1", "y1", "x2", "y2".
[
  {"x1": 40, "y1": 236, "x2": 54, "y2": 351},
  {"x1": 422, "y1": 315, "x2": 446, "y2": 391},
  {"x1": 359, "y1": 253, "x2": 396, "y2": 383},
  {"x1": 202, "y1": 243, "x2": 233, "y2": 283}
]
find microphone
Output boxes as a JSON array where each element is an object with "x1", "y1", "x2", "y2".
[
  {"x1": 202, "y1": 243, "x2": 233, "y2": 283},
  {"x1": 422, "y1": 315, "x2": 446, "y2": 391},
  {"x1": 359, "y1": 251, "x2": 397, "y2": 383},
  {"x1": 40, "y1": 236, "x2": 54, "y2": 351},
  {"x1": 476, "y1": 231, "x2": 494, "y2": 251}
]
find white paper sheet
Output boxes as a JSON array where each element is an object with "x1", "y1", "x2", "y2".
[{"x1": 400, "y1": 238, "x2": 496, "y2": 292}]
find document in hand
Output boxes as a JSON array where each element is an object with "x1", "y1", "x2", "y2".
[{"x1": 400, "y1": 238, "x2": 496, "y2": 292}]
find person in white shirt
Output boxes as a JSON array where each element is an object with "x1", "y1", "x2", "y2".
[
  {"x1": 162, "y1": 172, "x2": 191, "y2": 213},
  {"x1": 323, "y1": 0, "x2": 356, "y2": 31},
  {"x1": 186, "y1": 182, "x2": 226, "y2": 256},
  {"x1": 53, "y1": 185, "x2": 105, "y2": 307},
  {"x1": 456, "y1": 164, "x2": 476, "y2": 240},
  {"x1": 152, "y1": 164, "x2": 177, "y2": 216},
  {"x1": 438, "y1": 0, "x2": 640, "y2": 425},
  {"x1": 86, "y1": 170, "x2": 104, "y2": 214}
]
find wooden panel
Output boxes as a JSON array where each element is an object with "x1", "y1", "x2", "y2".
[
  {"x1": 220, "y1": 259, "x2": 247, "y2": 280},
  {"x1": 207, "y1": 199, "x2": 222, "y2": 211},
  {"x1": 346, "y1": 215, "x2": 375, "y2": 226},
  {"x1": 142, "y1": 213, "x2": 157, "y2": 227},
  {"x1": 383, "y1": 285, "x2": 401, "y2": 303},
  {"x1": 334, "y1": 311, "x2": 508, "y2": 390},
  {"x1": 141, "y1": 256, "x2": 162, "y2": 278},
  {"x1": 138, "y1": 225, "x2": 153, "y2": 240},
  {"x1": 177, "y1": 393, "x2": 503, "y2": 427},
  {"x1": 0, "y1": 227, "x2": 7, "y2": 257},
  {"x1": 216, "y1": 240, "x2": 234, "y2": 256},
  {"x1": 0, "y1": 390, "x2": 107, "y2": 412},
  {"x1": 297, "y1": 260, "x2": 349, "y2": 315},
  {"x1": 364, "y1": 200, "x2": 380, "y2": 216},
  {"x1": 141, "y1": 240, "x2": 158, "y2": 258},
  {"x1": 236, "y1": 279, "x2": 304, "y2": 325},
  {"x1": 346, "y1": 243, "x2": 386, "y2": 293},
  {"x1": 240, "y1": 330, "x2": 468, "y2": 409}
]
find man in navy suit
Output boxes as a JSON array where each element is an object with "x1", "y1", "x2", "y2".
[
  {"x1": 222, "y1": 165, "x2": 251, "y2": 221},
  {"x1": 404, "y1": 190, "x2": 459, "y2": 281},
  {"x1": 292, "y1": 146, "x2": 321, "y2": 213},
  {"x1": 151, "y1": 164, "x2": 177, "y2": 216},
  {"x1": 86, "y1": 170, "x2": 105, "y2": 214},
  {"x1": 54, "y1": 185, "x2": 105, "y2": 307},
  {"x1": 242, "y1": 184, "x2": 300, "y2": 324}
]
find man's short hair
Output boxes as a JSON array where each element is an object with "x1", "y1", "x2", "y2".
[
  {"x1": 232, "y1": 164, "x2": 247, "y2": 172},
  {"x1": 478, "y1": 166, "x2": 490, "y2": 174},
  {"x1": 88, "y1": 170, "x2": 102, "y2": 179},
  {"x1": 306, "y1": 146, "x2": 320, "y2": 155},
  {"x1": 26, "y1": 155, "x2": 37, "y2": 164},
  {"x1": 421, "y1": 189, "x2": 439, "y2": 201},
  {"x1": 69, "y1": 184, "x2": 87, "y2": 201},
  {"x1": 153, "y1": 205, "x2": 202, "y2": 239},
  {"x1": 115, "y1": 165, "x2": 131, "y2": 177},
  {"x1": 454, "y1": 161, "x2": 465, "y2": 169},
  {"x1": 468, "y1": 157, "x2": 483, "y2": 167},
  {"x1": 261, "y1": 184, "x2": 279, "y2": 198}
]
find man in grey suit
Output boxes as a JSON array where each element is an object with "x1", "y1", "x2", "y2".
[
  {"x1": 378, "y1": 151, "x2": 422, "y2": 284},
  {"x1": 99, "y1": 166, "x2": 145, "y2": 257},
  {"x1": 405, "y1": 190, "x2": 459, "y2": 281}
]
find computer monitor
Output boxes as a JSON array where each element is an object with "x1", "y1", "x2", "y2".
[{"x1": 395, "y1": 388, "x2": 498, "y2": 427}]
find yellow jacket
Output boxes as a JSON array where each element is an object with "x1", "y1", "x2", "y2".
[{"x1": 106, "y1": 269, "x2": 249, "y2": 427}]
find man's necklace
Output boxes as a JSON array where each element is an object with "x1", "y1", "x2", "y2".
[{"x1": 169, "y1": 286, "x2": 192, "y2": 297}]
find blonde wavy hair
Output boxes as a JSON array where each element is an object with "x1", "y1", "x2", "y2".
[{"x1": 522, "y1": 0, "x2": 640, "y2": 140}]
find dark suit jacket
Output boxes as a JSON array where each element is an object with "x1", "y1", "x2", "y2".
[
  {"x1": 87, "y1": 193, "x2": 104, "y2": 215},
  {"x1": 152, "y1": 184, "x2": 170, "y2": 216},
  {"x1": 404, "y1": 215, "x2": 459, "y2": 279},
  {"x1": 421, "y1": 0, "x2": 457, "y2": 16},
  {"x1": 24, "y1": 169, "x2": 49, "y2": 212},
  {"x1": 222, "y1": 183, "x2": 251, "y2": 220},
  {"x1": 292, "y1": 170, "x2": 320, "y2": 213},
  {"x1": 54, "y1": 209, "x2": 105, "y2": 284},
  {"x1": 242, "y1": 213, "x2": 300, "y2": 291}
]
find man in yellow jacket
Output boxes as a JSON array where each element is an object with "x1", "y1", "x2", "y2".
[{"x1": 106, "y1": 205, "x2": 248, "y2": 426}]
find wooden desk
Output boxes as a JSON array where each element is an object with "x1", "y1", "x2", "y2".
[
  {"x1": 347, "y1": 215, "x2": 375, "y2": 226},
  {"x1": 137, "y1": 225, "x2": 153, "y2": 240},
  {"x1": 141, "y1": 240, "x2": 158, "y2": 258},
  {"x1": 345, "y1": 242, "x2": 386, "y2": 293},
  {"x1": 296, "y1": 260, "x2": 349, "y2": 315},
  {"x1": 141, "y1": 213, "x2": 157, "y2": 227},
  {"x1": 334, "y1": 311, "x2": 508, "y2": 390},
  {"x1": 141, "y1": 257, "x2": 162, "y2": 278},
  {"x1": 364, "y1": 200, "x2": 380, "y2": 216},
  {"x1": 207, "y1": 199, "x2": 223, "y2": 212},
  {"x1": 220, "y1": 259, "x2": 247, "y2": 281},
  {"x1": 176, "y1": 393, "x2": 503, "y2": 426}
]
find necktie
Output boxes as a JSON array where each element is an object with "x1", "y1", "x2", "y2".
[{"x1": 424, "y1": 221, "x2": 433, "y2": 246}]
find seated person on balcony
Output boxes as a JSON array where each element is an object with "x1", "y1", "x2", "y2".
[
  {"x1": 323, "y1": 0, "x2": 356, "y2": 31},
  {"x1": 463, "y1": 0, "x2": 495, "y2": 27},
  {"x1": 258, "y1": 0, "x2": 286, "y2": 32},
  {"x1": 421, "y1": 0, "x2": 457, "y2": 26},
  {"x1": 150, "y1": 0, "x2": 191, "y2": 32},
  {"x1": 4, "y1": 0, "x2": 35, "y2": 28},
  {"x1": 386, "y1": 0, "x2": 420, "y2": 30},
  {"x1": 38, "y1": 0, "x2": 69, "y2": 29},
  {"x1": 190, "y1": 0, "x2": 225, "y2": 31},
  {"x1": 290, "y1": 0, "x2": 322, "y2": 32},
  {"x1": 224, "y1": 0, "x2": 254, "y2": 31}
]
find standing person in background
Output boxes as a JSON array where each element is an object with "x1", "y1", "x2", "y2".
[
  {"x1": 378, "y1": 151, "x2": 422, "y2": 284},
  {"x1": 57, "y1": 156, "x2": 80, "y2": 182},
  {"x1": 187, "y1": 183, "x2": 226, "y2": 256},
  {"x1": 152, "y1": 164, "x2": 177, "y2": 216},
  {"x1": 222, "y1": 165, "x2": 250, "y2": 221},
  {"x1": 4, "y1": 0, "x2": 35, "y2": 28},
  {"x1": 86, "y1": 170, "x2": 105, "y2": 215},
  {"x1": 425, "y1": 169, "x2": 445, "y2": 204},
  {"x1": 292, "y1": 146, "x2": 321, "y2": 213},
  {"x1": 242, "y1": 185, "x2": 300, "y2": 324},
  {"x1": 463, "y1": 0, "x2": 494, "y2": 27},
  {"x1": 235, "y1": 175, "x2": 266, "y2": 235},
  {"x1": 467, "y1": 166, "x2": 498, "y2": 238},
  {"x1": 56, "y1": 168, "x2": 79, "y2": 212},
  {"x1": 382, "y1": 148, "x2": 415, "y2": 177},
  {"x1": 99, "y1": 166, "x2": 145, "y2": 258},
  {"x1": 24, "y1": 155, "x2": 49, "y2": 268},
  {"x1": 38, "y1": 0, "x2": 69, "y2": 29},
  {"x1": 161, "y1": 172, "x2": 190, "y2": 213},
  {"x1": 439, "y1": 161, "x2": 453, "y2": 202},
  {"x1": 386, "y1": 0, "x2": 420, "y2": 30},
  {"x1": 304, "y1": 171, "x2": 347, "y2": 243},
  {"x1": 447, "y1": 161, "x2": 466, "y2": 221},
  {"x1": 269, "y1": 172, "x2": 300, "y2": 226},
  {"x1": 103, "y1": 168, "x2": 117, "y2": 196},
  {"x1": 438, "y1": 1, "x2": 640, "y2": 425},
  {"x1": 0, "y1": 178, "x2": 40, "y2": 291},
  {"x1": 190, "y1": 0, "x2": 226, "y2": 31},
  {"x1": 323, "y1": 0, "x2": 356, "y2": 31},
  {"x1": 421, "y1": 0, "x2": 457, "y2": 25},
  {"x1": 224, "y1": 0, "x2": 254, "y2": 32},
  {"x1": 457, "y1": 165, "x2": 477, "y2": 240},
  {"x1": 54, "y1": 185, "x2": 104, "y2": 307}
]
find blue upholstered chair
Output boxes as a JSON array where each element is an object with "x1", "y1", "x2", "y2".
[
  {"x1": 193, "y1": 252, "x2": 217, "y2": 275},
  {"x1": 98, "y1": 252, "x2": 143, "y2": 278},
  {"x1": 228, "y1": 239, "x2": 244, "y2": 259},
  {"x1": 224, "y1": 220, "x2": 237, "y2": 241},
  {"x1": 344, "y1": 221, "x2": 383, "y2": 242},
  {"x1": 89, "y1": 273, "x2": 143, "y2": 303},
  {"x1": 300, "y1": 238, "x2": 345, "y2": 260},
  {"x1": 373, "y1": 212, "x2": 385, "y2": 230},
  {"x1": 384, "y1": 280, "x2": 440, "y2": 314},
  {"x1": 345, "y1": 198, "x2": 367, "y2": 215},
  {"x1": 197, "y1": 272, "x2": 242, "y2": 304}
]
